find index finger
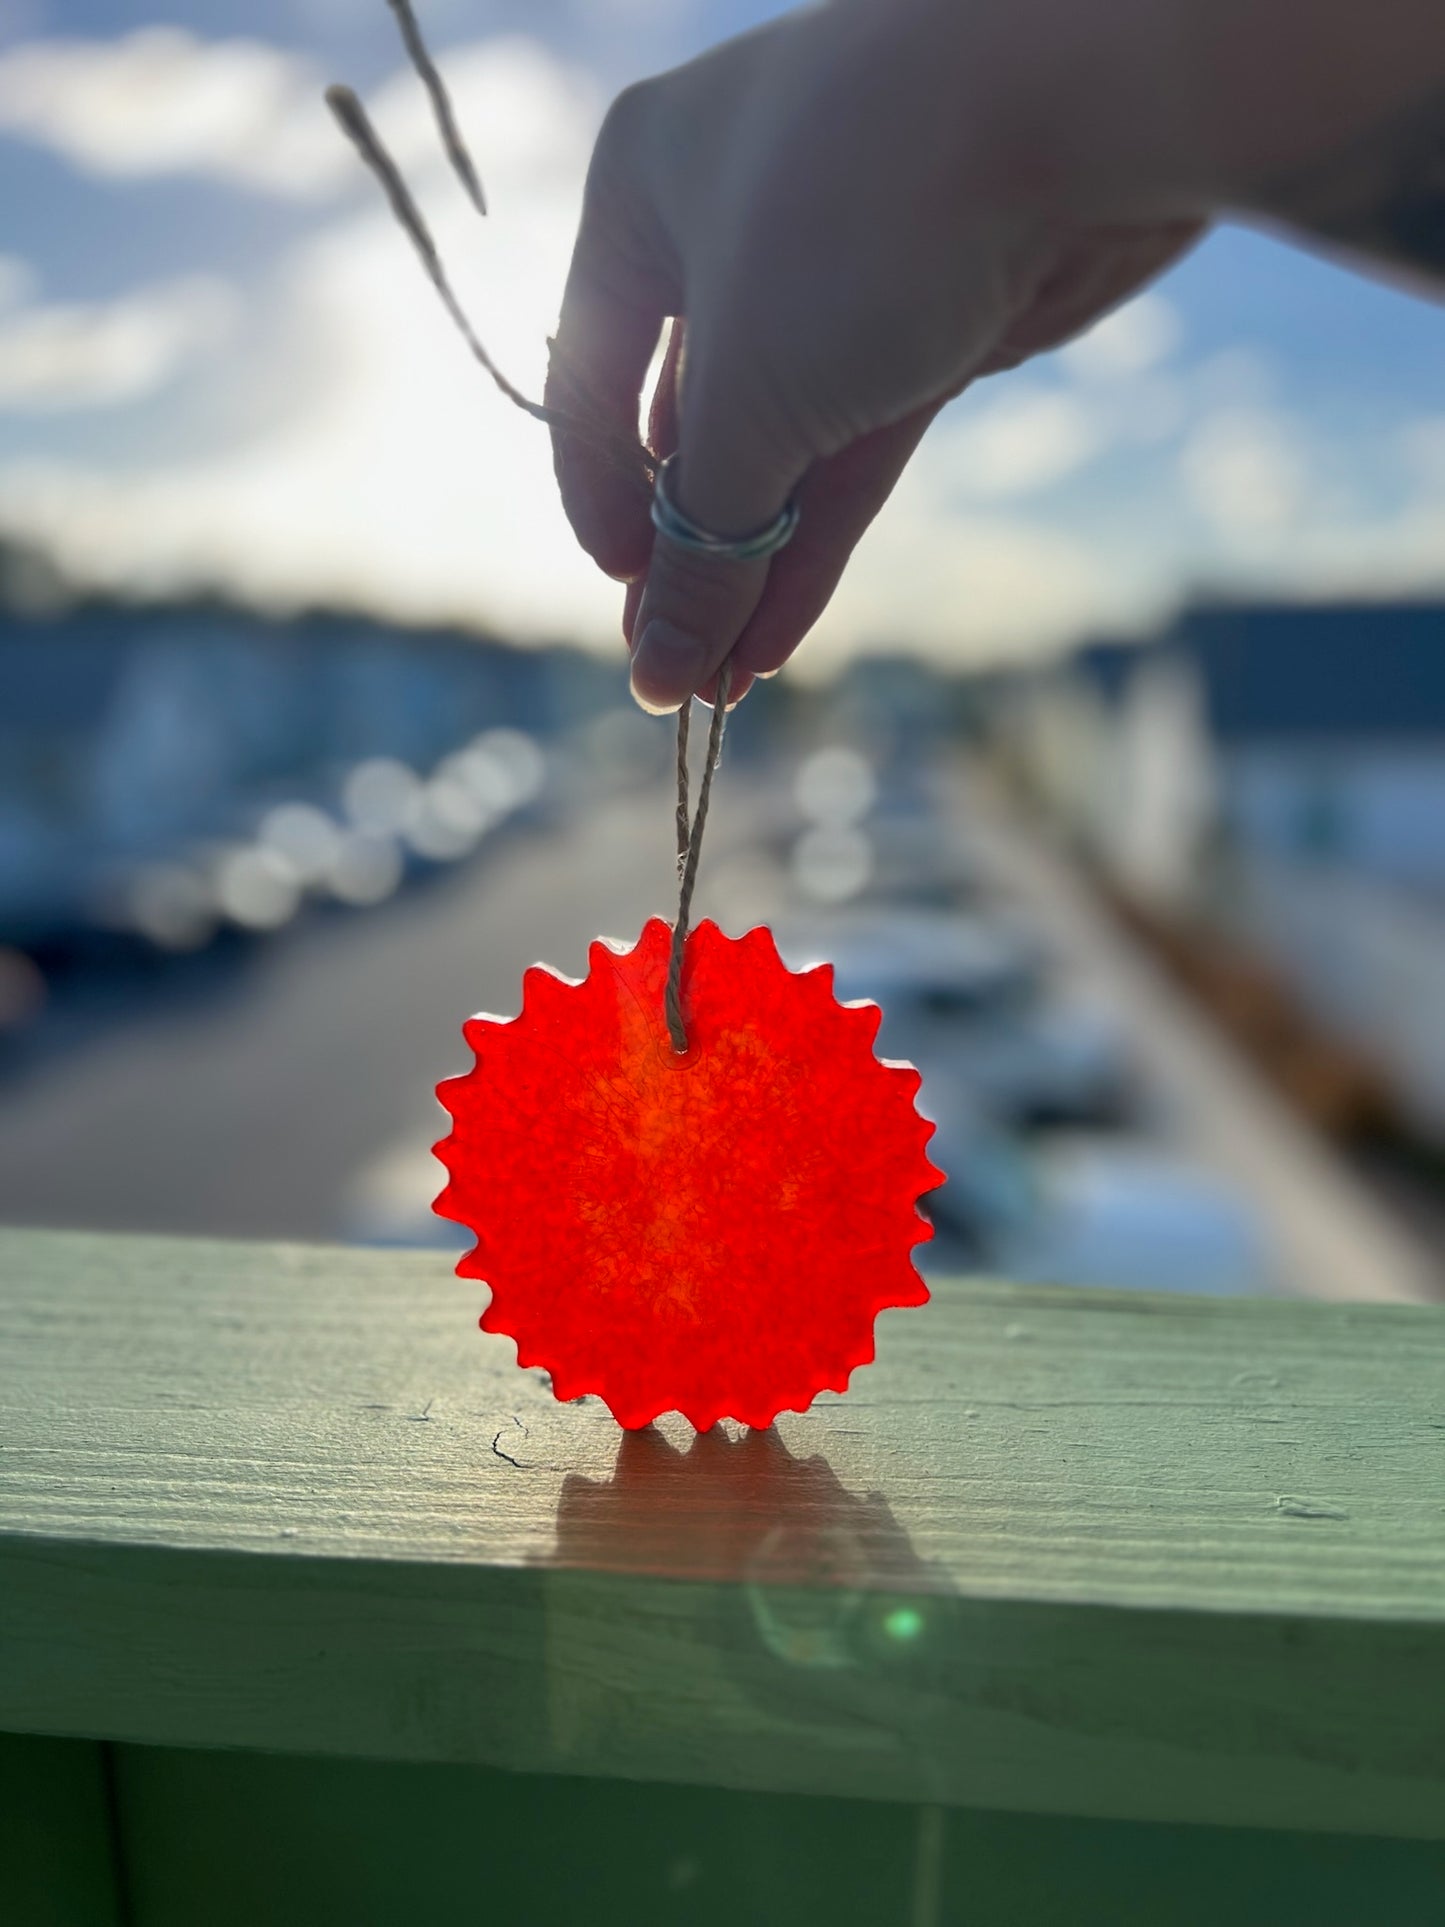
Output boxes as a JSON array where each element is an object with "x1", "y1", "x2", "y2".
[{"x1": 546, "y1": 91, "x2": 680, "y2": 581}]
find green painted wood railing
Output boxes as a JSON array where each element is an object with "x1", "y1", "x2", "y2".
[{"x1": 2, "y1": 1228, "x2": 1444, "y2": 1925}]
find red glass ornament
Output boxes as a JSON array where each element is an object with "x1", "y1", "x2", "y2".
[{"x1": 434, "y1": 918, "x2": 943, "y2": 1430}]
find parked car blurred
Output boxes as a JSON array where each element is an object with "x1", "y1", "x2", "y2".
[
  {"x1": 921, "y1": 1096, "x2": 1274, "y2": 1295},
  {"x1": 848, "y1": 813, "x2": 980, "y2": 912},
  {"x1": 778, "y1": 745, "x2": 980, "y2": 910},
  {"x1": 778, "y1": 908, "x2": 1041, "y2": 1007},
  {"x1": 777, "y1": 910, "x2": 1134, "y2": 1129},
  {"x1": 0, "y1": 616, "x2": 552, "y2": 981}
]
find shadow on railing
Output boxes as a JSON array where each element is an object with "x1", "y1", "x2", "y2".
[{"x1": 542, "y1": 1425, "x2": 961, "y2": 1770}]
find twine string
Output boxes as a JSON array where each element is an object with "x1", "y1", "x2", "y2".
[
  {"x1": 665, "y1": 662, "x2": 732, "y2": 1053},
  {"x1": 673, "y1": 699, "x2": 691, "y2": 875},
  {"x1": 324, "y1": 83, "x2": 653, "y2": 499},
  {"x1": 384, "y1": 0, "x2": 488, "y2": 215}
]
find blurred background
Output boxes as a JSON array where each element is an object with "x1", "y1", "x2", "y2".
[{"x1": 2, "y1": 0, "x2": 1444, "y2": 1304}]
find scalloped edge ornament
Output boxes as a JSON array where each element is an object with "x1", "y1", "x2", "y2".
[{"x1": 434, "y1": 918, "x2": 943, "y2": 1429}]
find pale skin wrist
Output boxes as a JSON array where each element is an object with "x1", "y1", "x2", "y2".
[
  {"x1": 1010, "y1": 0, "x2": 1445, "y2": 282},
  {"x1": 896, "y1": 0, "x2": 1445, "y2": 257}
]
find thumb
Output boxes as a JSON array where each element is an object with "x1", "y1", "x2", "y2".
[
  {"x1": 628, "y1": 523, "x2": 773, "y2": 715},
  {"x1": 628, "y1": 335, "x2": 812, "y2": 714}
]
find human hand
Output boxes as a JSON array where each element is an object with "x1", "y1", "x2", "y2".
[{"x1": 547, "y1": 0, "x2": 1203, "y2": 711}]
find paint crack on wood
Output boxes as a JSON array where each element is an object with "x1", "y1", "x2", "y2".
[{"x1": 492, "y1": 1417, "x2": 527, "y2": 1468}]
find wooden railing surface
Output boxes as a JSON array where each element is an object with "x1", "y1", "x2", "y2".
[{"x1": 3, "y1": 1226, "x2": 1444, "y2": 1924}]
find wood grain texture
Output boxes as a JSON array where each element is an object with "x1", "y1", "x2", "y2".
[{"x1": 2, "y1": 1228, "x2": 1444, "y2": 1838}]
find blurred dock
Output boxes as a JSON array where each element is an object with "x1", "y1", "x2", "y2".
[{"x1": 959, "y1": 773, "x2": 1444, "y2": 1305}]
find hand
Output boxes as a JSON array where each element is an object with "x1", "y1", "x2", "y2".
[{"x1": 547, "y1": 0, "x2": 1202, "y2": 711}]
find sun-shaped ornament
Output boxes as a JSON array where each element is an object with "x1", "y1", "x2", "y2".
[{"x1": 434, "y1": 917, "x2": 943, "y2": 1430}]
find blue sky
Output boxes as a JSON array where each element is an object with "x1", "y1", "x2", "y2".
[{"x1": 0, "y1": 0, "x2": 1442, "y2": 670}]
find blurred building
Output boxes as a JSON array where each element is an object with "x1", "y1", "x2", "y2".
[{"x1": 998, "y1": 599, "x2": 1445, "y2": 1143}]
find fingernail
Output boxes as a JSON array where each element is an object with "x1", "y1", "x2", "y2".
[{"x1": 630, "y1": 619, "x2": 707, "y2": 715}]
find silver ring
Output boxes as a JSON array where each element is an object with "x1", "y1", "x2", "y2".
[{"x1": 651, "y1": 453, "x2": 800, "y2": 562}]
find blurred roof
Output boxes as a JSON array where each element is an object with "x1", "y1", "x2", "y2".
[
  {"x1": 1180, "y1": 602, "x2": 1445, "y2": 742},
  {"x1": 1071, "y1": 601, "x2": 1445, "y2": 742},
  {"x1": 1071, "y1": 637, "x2": 1145, "y2": 704}
]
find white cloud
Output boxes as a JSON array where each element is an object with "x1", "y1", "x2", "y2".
[
  {"x1": 1178, "y1": 407, "x2": 1309, "y2": 534},
  {"x1": 1108, "y1": 372, "x2": 1187, "y2": 447},
  {"x1": 1159, "y1": 402, "x2": 1445, "y2": 603},
  {"x1": 1052, "y1": 292, "x2": 1187, "y2": 451},
  {"x1": 0, "y1": 28, "x2": 344, "y2": 195},
  {"x1": 570, "y1": 0, "x2": 699, "y2": 22},
  {"x1": 813, "y1": 506, "x2": 1139, "y2": 668},
  {"x1": 0, "y1": 26, "x2": 602, "y2": 207},
  {"x1": 1282, "y1": 420, "x2": 1445, "y2": 596},
  {"x1": 0, "y1": 274, "x2": 235, "y2": 411},
  {"x1": 934, "y1": 388, "x2": 1103, "y2": 501},
  {"x1": 1199, "y1": 499, "x2": 1445, "y2": 605},
  {"x1": 0, "y1": 254, "x2": 37, "y2": 311},
  {"x1": 0, "y1": 40, "x2": 615, "y2": 638},
  {"x1": 1190, "y1": 346, "x2": 1277, "y2": 409},
  {"x1": 803, "y1": 439, "x2": 1164, "y2": 670},
  {"x1": 1060, "y1": 292, "x2": 1181, "y2": 381},
  {"x1": 1399, "y1": 416, "x2": 1445, "y2": 493}
]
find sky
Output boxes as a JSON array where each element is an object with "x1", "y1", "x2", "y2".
[{"x1": 0, "y1": 0, "x2": 1442, "y2": 674}]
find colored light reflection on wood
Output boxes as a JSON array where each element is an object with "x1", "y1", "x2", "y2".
[{"x1": 434, "y1": 918, "x2": 943, "y2": 1431}]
